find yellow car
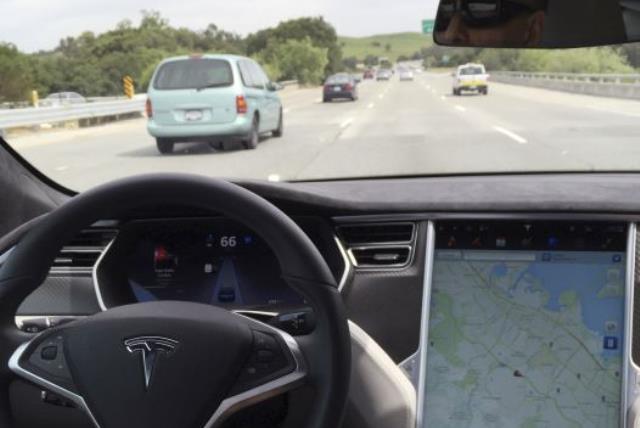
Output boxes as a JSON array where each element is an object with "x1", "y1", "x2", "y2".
[{"x1": 452, "y1": 63, "x2": 489, "y2": 95}]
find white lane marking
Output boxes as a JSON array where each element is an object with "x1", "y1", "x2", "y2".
[
  {"x1": 493, "y1": 126, "x2": 527, "y2": 144},
  {"x1": 315, "y1": 97, "x2": 322, "y2": 103},
  {"x1": 440, "y1": 96, "x2": 446, "y2": 101},
  {"x1": 267, "y1": 174, "x2": 281, "y2": 182},
  {"x1": 454, "y1": 105, "x2": 466, "y2": 112},
  {"x1": 426, "y1": 85, "x2": 431, "y2": 89},
  {"x1": 55, "y1": 166, "x2": 69, "y2": 171},
  {"x1": 340, "y1": 118, "x2": 354, "y2": 129},
  {"x1": 561, "y1": 150, "x2": 569, "y2": 156},
  {"x1": 283, "y1": 108, "x2": 291, "y2": 114},
  {"x1": 378, "y1": 94, "x2": 385, "y2": 99},
  {"x1": 367, "y1": 103, "x2": 375, "y2": 109}
]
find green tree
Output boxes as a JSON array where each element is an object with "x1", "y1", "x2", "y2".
[
  {"x1": 364, "y1": 55, "x2": 379, "y2": 66},
  {"x1": 0, "y1": 43, "x2": 33, "y2": 102},
  {"x1": 342, "y1": 56, "x2": 359, "y2": 71},
  {"x1": 246, "y1": 17, "x2": 342, "y2": 75},
  {"x1": 256, "y1": 38, "x2": 328, "y2": 85}
]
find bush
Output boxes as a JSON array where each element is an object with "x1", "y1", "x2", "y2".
[
  {"x1": 257, "y1": 38, "x2": 329, "y2": 85},
  {"x1": 0, "y1": 43, "x2": 33, "y2": 102}
]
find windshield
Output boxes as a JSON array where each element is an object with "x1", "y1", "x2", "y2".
[
  {"x1": 2, "y1": 2, "x2": 640, "y2": 190},
  {"x1": 153, "y1": 59, "x2": 234, "y2": 90}
]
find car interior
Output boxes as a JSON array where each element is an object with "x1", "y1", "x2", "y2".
[{"x1": 2, "y1": 1, "x2": 640, "y2": 428}]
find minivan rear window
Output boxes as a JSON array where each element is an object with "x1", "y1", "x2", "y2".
[{"x1": 153, "y1": 58, "x2": 233, "y2": 90}]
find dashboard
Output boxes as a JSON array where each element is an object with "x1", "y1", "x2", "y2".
[{"x1": 7, "y1": 173, "x2": 640, "y2": 428}]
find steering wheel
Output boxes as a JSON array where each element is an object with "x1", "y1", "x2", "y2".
[{"x1": 0, "y1": 174, "x2": 351, "y2": 428}]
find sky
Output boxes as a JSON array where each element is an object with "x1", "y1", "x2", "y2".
[{"x1": 0, "y1": 0, "x2": 438, "y2": 53}]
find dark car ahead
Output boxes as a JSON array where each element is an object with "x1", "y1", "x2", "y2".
[
  {"x1": 323, "y1": 73, "x2": 359, "y2": 102},
  {"x1": 363, "y1": 69, "x2": 375, "y2": 79}
]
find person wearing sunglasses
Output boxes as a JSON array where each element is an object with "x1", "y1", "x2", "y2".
[{"x1": 435, "y1": 0, "x2": 547, "y2": 47}]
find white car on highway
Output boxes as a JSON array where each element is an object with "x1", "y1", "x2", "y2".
[
  {"x1": 398, "y1": 69, "x2": 414, "y2": 81},
  {"x1": 452, "y1": 63, "x2": 489, "y2": 96}
]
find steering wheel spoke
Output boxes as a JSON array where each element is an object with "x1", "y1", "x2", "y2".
[
  {"x1": 9, "y1": 328, "x2": 100, "y2": 427},
  {"x1": 205, "y1": 322, "x2": 307, "y2": 427}
]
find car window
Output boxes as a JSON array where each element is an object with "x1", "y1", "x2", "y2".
[
  {"x1": 153, "y1": 59, "x2": 233, "y2": 90},
  {"x1": 459, "y1": 66, "x2": 484, "y2": 76},
  {"x1": 250, "y1": 62, "x2": 268, "y2": 88},
  {"x1": 238, "y1": 60, "x2": 256, "y2": 88},
  {"x1": 326, "y1": 75, "x2": 350, "y2": 84}
]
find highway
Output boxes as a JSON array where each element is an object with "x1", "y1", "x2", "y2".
[{"x1": 8, "y1": 72, "x2": 640, "y2": 190}]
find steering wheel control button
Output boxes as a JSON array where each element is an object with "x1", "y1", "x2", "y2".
[
  {"x1": 25, "y1": 335, "x2": 74, "y2": 387},
  {"x1": 272, "y1": 310, "x2": 316, "y2": 335},
  {"x1": 40, "y1": 345, "x2": 58, "y2": 361},
  {"x1": 256, "y1": 349, "x2": 276, "y2": 363},
  {"x1": 230, "y1": 329, "x2": 296, "y2": 395}
]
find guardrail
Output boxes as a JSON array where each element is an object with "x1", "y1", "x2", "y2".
[
  {"x1": 491, "y1": 71, "x2": 640, "y2": 100},
  {"x1": 0, "y1": 96, "x2": 146, "y2": 133},
  {"x1": 494, "y1": 71, "x2": 640, "y2": 84}
]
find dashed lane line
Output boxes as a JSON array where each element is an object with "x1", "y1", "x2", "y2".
[{"x1": 493, "y1": 126, "x2": 527, "y2": 144}]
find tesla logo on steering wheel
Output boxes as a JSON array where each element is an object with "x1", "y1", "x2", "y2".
[{"x1": 124, "y1": 336, "x2": 179, "y2": 390}]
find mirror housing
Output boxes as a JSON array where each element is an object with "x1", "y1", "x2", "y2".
[
  {"x1": 266, "y1": 82, "x2": 284, "y2": 92},
  {"x1": 433, "y1": 0, "x2": 637, "y2": 48}
]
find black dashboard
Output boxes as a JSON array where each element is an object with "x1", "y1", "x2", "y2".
[{"x1": 6, "y1": 172, "x2": 640, "y2": 428}]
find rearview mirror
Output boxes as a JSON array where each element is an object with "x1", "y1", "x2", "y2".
[{"x1": 433, "y1": 0, "x2": 639, "y2": 48}]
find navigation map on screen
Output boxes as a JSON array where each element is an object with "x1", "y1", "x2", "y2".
[{"x1": 424, "y1": 222, "x2": 627, "y2": 428}]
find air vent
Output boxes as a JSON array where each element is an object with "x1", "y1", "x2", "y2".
[
  {"x1": 337, "y1": 223, "x2": 415, "y2": 245},
  {"x1": 51, "y1": 228, "x2": 117, "y2": 274},
  {"x1": 349, "y1": 246, "x2": 411, "y2": 268},
  {"x1": 65, "y1": 228, "x2": 117, "y2": 249},
  {"x1": 337, "y1": 222, "x2": 417, "y2": 269}
]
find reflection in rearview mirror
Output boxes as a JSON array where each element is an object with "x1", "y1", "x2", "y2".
[{"x1": 434, "y1": 0, "x2": 639, "y2": 48}]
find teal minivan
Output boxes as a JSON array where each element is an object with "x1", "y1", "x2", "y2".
[{"x1": 146, "y1": 54, "x2": 283, "y2": 154}]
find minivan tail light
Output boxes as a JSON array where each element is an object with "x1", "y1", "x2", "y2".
[
  {"x1": 345, "y1": 83, "x2": 353, "y2": 91},
  {"x1": 236, "y1": 96, "x2": 248, "y2": 114},
  {"x1": 145, "y1": 98, "x2": 153, "y2": 118}
]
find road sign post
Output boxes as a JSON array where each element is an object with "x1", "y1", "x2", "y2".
[
  {"x1": 422, "y1": 19, "x2": 435, "y2": 34},
  {"x1": 123, "y1": 76, "x2": 135, "y2": 99}
]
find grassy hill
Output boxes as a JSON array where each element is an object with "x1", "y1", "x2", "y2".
[{"x1": 339, "y1": 32, "x2": 433, "y2": 62}]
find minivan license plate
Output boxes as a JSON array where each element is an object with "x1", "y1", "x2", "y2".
[{"x1": 185, "y1": 110, "x2": 203, "y2": 121}]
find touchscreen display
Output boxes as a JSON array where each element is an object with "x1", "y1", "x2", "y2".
[{"x1": 423, "y1": 222, "x2": 627, "y2": 428}]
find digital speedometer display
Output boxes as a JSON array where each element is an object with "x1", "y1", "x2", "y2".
[{"x1": 124, "y1": 218, "x2": 304, "y2": 308}]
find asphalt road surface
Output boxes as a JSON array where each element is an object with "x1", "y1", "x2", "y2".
[{"x1": 8, "y1": 72, "x2": 640, "y2": 190}]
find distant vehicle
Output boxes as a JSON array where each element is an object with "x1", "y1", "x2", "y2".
[
  {"x1": 363, "y1": 69, "x2": 375, "y2": 79},
  {"x1": 376, "y1": 69, "x2": 393, "y2": 81},
  {"x1": 45, "y1": 92, "x2": 86, "y2": 106},
  {"x1": 399, "y1": 69, "x2": 415, "y2": 81},
  {"x1": 146, "y1": 54, "x2": 283, "y2": 154},
  {"x1": 452, "y1": 63, "x2": 489, "y2": 96},
  {"x1": 352, "y1": 74, "x2": 363, "y2": 84},
  {"x1": 323, "y1": 73, "x2": 359, "y2": 102}
]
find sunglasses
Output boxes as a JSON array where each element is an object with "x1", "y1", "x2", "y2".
[{"x1": 435, "y1": 0, "x2": 535, "y2": 31}]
